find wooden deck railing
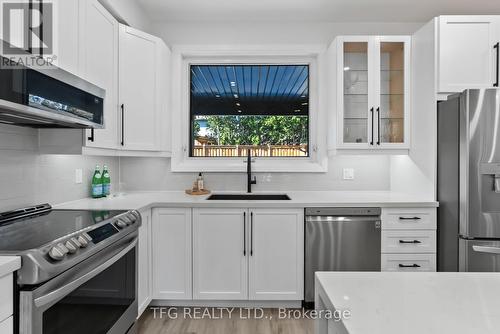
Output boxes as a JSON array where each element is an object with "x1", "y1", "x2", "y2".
[{"x1": 192, "y1": 145, "x2": 308, "y2": 157}]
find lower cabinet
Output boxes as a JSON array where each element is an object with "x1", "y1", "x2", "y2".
[
  {"x1": 249, "y1": 209, "x2": 304, "y2": 300},
  {"x1": 193, "y1": 208, "x2": 248, "y2": 300},
  {"x1": 192, "y1": 208, "x2": 304, "y2": 301},
  {"x1": 137, "y1": 209, "x2": 152, "y2": 317},
  {"x1": 152, "y1": 208, "x2": 192, "y2": 300},
  {"x1": 381, "y1": 208, "x2": 437, "y2": 272}
]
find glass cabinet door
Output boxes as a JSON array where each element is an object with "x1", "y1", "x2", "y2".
[
  {"x1": 378, "y1": 41, "x2": 406, "y2": 145},
  {"x1": 343, "y1": 41, "x2": 370, "y2": 144}
]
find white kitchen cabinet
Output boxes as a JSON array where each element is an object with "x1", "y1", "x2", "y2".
[
  {"x1": 152, "y1": 208, "x2": 192, "y2": 300},
  {"x1": 248, "y1": 208, "x2": 304, "y2": 300},
  {"x1": 137, "y1": 209, "x2": 152, "y2": 316},
  {"x1": 118, "y1": 25, "x2": 170, "y2": 152},
  {"x1": 192, "y1": 207, "x2": 304, "y2": 301},
  {"x1": 333, "y1": 36, "x2": 411, "y2": 150},
  {"x1": 80, "y1": 0, "x2": 119, "y2": 150},
  {"x1": 39, "y1": 5, "x2": 171, "y2": 156},
  {"x1": 192, "y1": 208, "x2": 248, "y2": 300},
  {"x1": 52, "y1": 0, "x2": 80, "y2": 76},
  {"x1": 437, "y1": 16, "x2": 500, "y2": 93},
  {"x1": 381, "y1": 208, "x2": 437, "y2": 272}
]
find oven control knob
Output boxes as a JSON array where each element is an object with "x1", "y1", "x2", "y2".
[
  {"x1": 115, "y1": 219, "x2": 127, "y2": 229},
  {"x1": 76, "y1": 236, "x2": 88, "y2": 248},
  {"x1": 82, "y1": 233, "x2": 92, "y2": 242},
  {"x1": 71, "y1": 237, "x2": 82, "y2": 248},
  {"x1": 65, "y1": 241, "x2": 77, "y2": 254},
  {"x1": 48, "y1": 246, "x2": 65, "y2": 261}
]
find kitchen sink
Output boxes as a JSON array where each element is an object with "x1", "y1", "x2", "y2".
[{"x1": 206, "y1": 194, "x2": 291, "y2": 201}]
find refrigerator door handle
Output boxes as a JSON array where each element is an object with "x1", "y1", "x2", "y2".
[{"x1": 472, "y1": 245, "x2": 500, "y2": 254}]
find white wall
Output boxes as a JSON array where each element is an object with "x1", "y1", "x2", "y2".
[
  {"x1": 151, "y1": 21, "x2": 423, "y2": 45},
  {"x1": 0, "y1": 125, "x2": 119, "y2": 211}
]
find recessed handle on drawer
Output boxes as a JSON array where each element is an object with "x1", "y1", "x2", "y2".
[
  {"x1": 398, "y1": 264, "x2": 421, "y2": 268},
  {"x1": 399, "y1": 217, "x2": 422, "y2": 220},
  {"x1": 399, "y1": 240, "x2": 422, "y2": 244}
]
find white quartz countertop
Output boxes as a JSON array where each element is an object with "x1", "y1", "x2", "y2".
[
  {"x1": 316, "y1": 272, "x2": 500, "y2": 334},
  {"x1": 0, "y1": 256, "x2": 20, "y2": 277},
  {"x1": 54, "y1": 191, "x2": 438, "y2": 211}
]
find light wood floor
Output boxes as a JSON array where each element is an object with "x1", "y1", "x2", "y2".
[{"x1": 138, "y1": 308, "x2": 314, "y2": 334}]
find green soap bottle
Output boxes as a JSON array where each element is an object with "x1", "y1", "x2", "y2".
[
  {"x1": 91, "y1": 165, "x2": 103, "y2": 198},
  {"x1": 102, "y1": 165, "x2": 111, "y2": 197}
]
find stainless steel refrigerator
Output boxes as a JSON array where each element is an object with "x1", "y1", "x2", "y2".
[{"x1": 438, "y1": 89, "x2": 500, "y2": 272}]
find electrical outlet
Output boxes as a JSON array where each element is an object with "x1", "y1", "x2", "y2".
[
  {"x1": 343, "y1": 168, "x2": 355, "y2": 180},
  {"x1": 75, "y1": 169, "x2": 83, "y2": 184}
]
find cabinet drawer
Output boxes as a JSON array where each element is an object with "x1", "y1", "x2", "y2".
[
  {"x1": 382, "y1": 230, "x2": 436, "y2": 253},
  {"x1": 381, "y1": 208, "x2": 436, "y2": 230},
  {"x1": 0, "y1": 274, "x2": 13, "y2": 323},
  {"x1": 0, "y1": 316, "x2": 13, "y2": 333},
  {"x1": 382, "y1": 254, "x2": 436, "y2": 272}
]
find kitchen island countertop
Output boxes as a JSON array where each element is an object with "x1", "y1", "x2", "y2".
[{"x1": 315, "y1": 272, "x2": 500, "y2": 334}]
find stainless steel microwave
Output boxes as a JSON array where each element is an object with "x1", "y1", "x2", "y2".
[{"x1": 0, "y1": 56, "x2": 105, "y2": 128}]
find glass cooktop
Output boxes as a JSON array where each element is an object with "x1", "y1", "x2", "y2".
[{"x1": 0, "y1": 209, "x2": 125, "y2": 251}]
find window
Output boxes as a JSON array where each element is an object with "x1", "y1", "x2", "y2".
[{"x1": 190, "y1": 65, "x2": 309, "y2": 157}]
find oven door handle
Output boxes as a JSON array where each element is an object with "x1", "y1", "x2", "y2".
[{"x1": 34, "y1": 237, "x2": 137, "y2": 308}]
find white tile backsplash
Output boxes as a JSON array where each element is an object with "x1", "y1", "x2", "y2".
[
  {"x1": 119, "y1": 156, "x2": 391, "y2": 192},
  {"x1": 0, "y1": 125, "x2": 119, "y2": 211}
]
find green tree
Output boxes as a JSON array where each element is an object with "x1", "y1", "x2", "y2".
[{"x1": 199, "y1": 115, "x2": 308, "y2": 146}]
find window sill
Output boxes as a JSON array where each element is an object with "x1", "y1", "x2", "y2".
[{"x1": 171, "y1": 157, "x2": 328, "y2": 173}]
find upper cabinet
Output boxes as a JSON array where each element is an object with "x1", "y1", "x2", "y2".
[
  {"x1": 437, "y1": 16, "x2": 500, "y2": 94},
  {"x1": 80, "y1": 0, "x2": 119, "y2": 150},
  {"x1": 118, "y1": 25, "x2": 171, "y2": 152},
  {"x1": 39, "y1": 2, "x2": 171, "y2": 156},
  {"x1": 334, "y1": 36, "x2": 410, "y2": 150}
]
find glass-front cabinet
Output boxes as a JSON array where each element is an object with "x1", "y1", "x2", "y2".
[{"x1": 336, "y1": 36, "x2": 410, "y2": 150}]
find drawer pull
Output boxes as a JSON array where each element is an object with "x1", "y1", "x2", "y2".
[
  {"x1": 399, "y1": 239, "x2": 422, "y2": 244},
  {"x1": 399, "y1": 217, "x2": 422, "y2": 220},
  {"x1": 398, "y1": 264, "x2": 421, "y2": 268}
]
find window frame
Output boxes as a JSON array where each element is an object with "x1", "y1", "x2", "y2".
[{"x1": 170, "y1": 46, "x2": 328, "y2": 173}]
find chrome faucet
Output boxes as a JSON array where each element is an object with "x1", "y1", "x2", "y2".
[{"x1": 247, "y1": 150, "x2": 257, "y2": 193}]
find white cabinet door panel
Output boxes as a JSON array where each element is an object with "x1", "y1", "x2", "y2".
[
  {"x1": 193, "y1": 208, "x2": 247, "y2": 300},
  {"x1": 249, "y1": 209, "x2": 304, "y2": 300},
  {"x1": 119, "y1": 26, "x2": 160, "y2": 151},
  {"x1": 80, "y1": 0, "x2": 118, "y2": 149},
  {"x1": 438, "y1": 16, "x2": 499, "y2": 92},
  {"x1": 153, "y1": 208, "x2": 192, "y2": 300}
]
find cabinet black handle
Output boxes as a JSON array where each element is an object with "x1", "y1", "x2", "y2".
[
  {"x1": 399, "y1": 217, "x2": 422, "y2": 220},
  {"x1": 370, "y1": 107, "x2": 374, "y2": 145},
  {"x1": 399, "y1": 240, "x2": 422, "y2": 244},
  {"x1": 494, "y1": 42, "x2": 499, "y2": 87},
  {"x1": 399, "y1": 264, "x2": 421, "y2": 268},
  {"x1": 376, "y1": 107, "x2": 381, "y2": 145},
  {"x1": 250, "y1": 212, "x2": 254, "y2": 256},
  {"x1": 87, "y1": 128, "x2": 94, "y2": 142},
  {"x1": 120, "y1": 104, "x2": 125, "y2": 146},
  {"x1": 243, "y1": 212, "x2": 246, "y2": 256}
]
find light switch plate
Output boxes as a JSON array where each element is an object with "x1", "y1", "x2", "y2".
[
  {"x1": 343, "y1": 168, "x2": 355, "y2": 180},
  {"x1": 75, "y1": 169, "x2": 83, "y2": 184}
]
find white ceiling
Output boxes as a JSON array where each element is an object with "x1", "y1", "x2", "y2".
[{"x1": 137, "y1": 0, "x2": 500, "y2": 22}]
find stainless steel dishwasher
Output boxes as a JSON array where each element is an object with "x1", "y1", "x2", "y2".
[{"x1": 304, "y1": 208, "x2": 381, "y2": 305}]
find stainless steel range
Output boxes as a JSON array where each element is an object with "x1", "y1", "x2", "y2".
[{"x1": 0, "y1": 204, "x2": 141, "y2": 334}]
